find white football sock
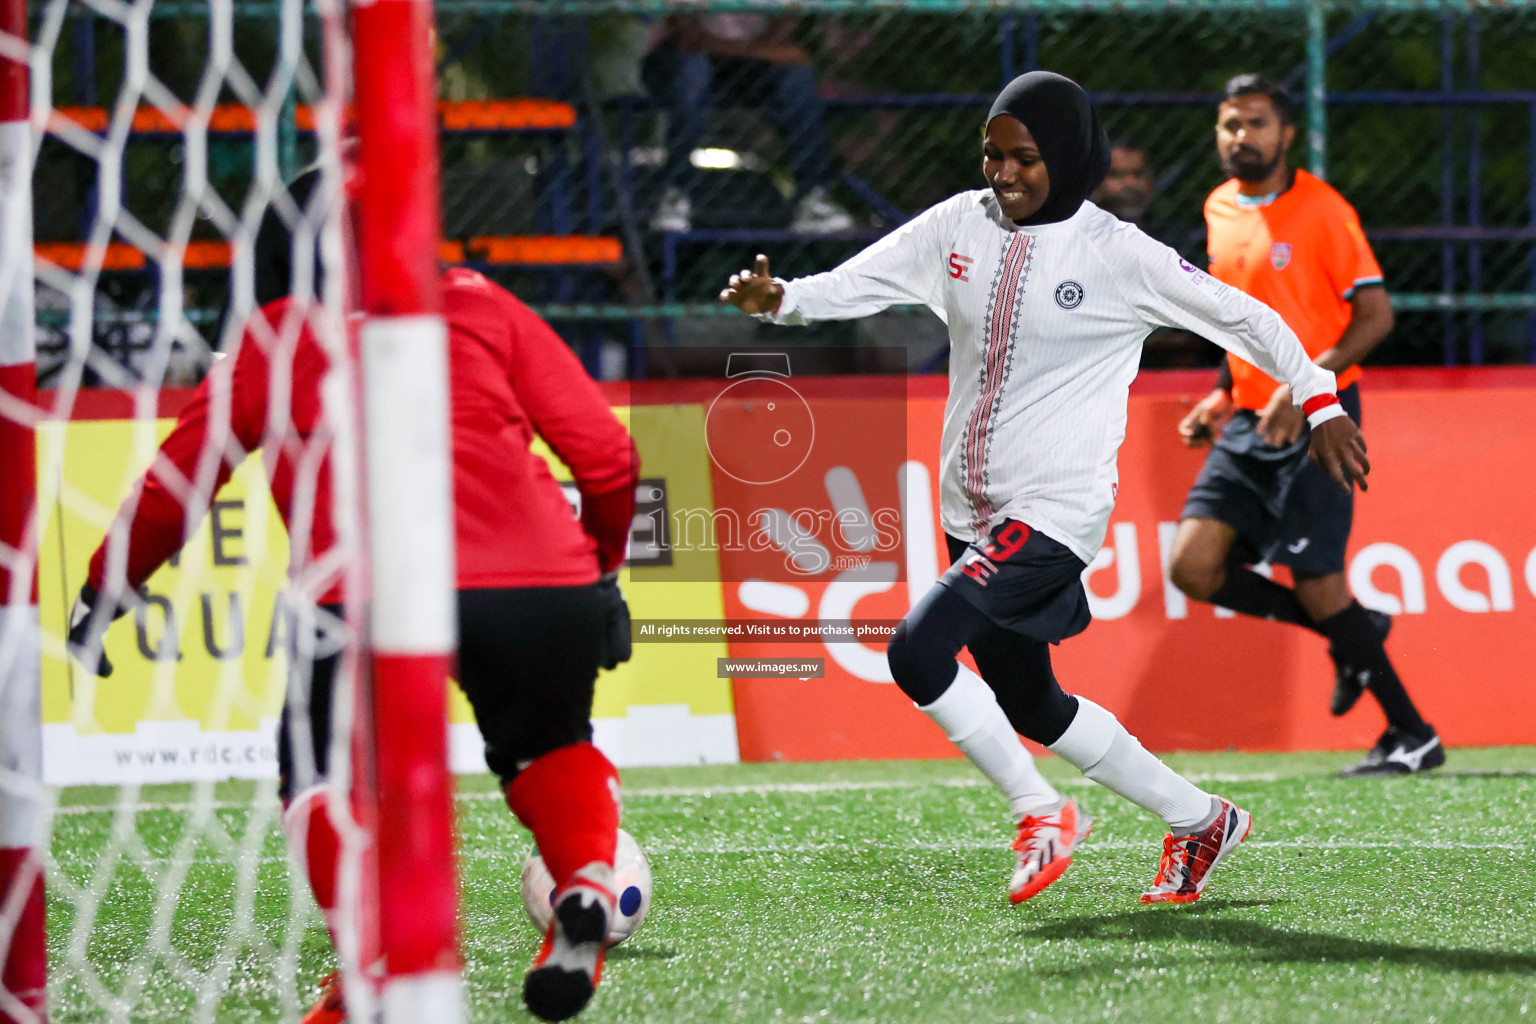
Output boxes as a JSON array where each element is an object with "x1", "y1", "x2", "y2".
[
  {"x1": 919, "y1": 665, "x2": 1062, "y2": 819},
  {"x1": 1048, "y1": 697, "x2": 1215, "y2": 832}
]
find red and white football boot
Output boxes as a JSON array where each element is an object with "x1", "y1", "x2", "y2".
[
  {"x1": 523, "y1": 864, "x2": 617, "y2": 1022},
  {"x1": 1141, "y1": 797, "x2": 1253, "y2": 904},
  {"x1": 299, "y1": 970, "x2": 346, "y2": 1024},
  {"x1": 1009, "y1": 797, "x2": 1094, "y2": 904}
]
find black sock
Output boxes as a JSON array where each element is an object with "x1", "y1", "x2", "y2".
[
  {"x1": 1209, "y1": 567, "x2": 1317, "y2": 630},
  {"x1": 1316, "y1": 602, "x2": 1426, "y2": 734}
]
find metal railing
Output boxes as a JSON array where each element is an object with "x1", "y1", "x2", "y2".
[{"x1": 29, "y1": 0, "x2": 1536, "y2": 377}]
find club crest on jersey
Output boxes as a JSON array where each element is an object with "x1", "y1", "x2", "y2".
[
  {"x1": 1270, "y1": 242, "x2": 1293, "y2": 270},
  {"x1": 1054, "y1": 280, "x2": 1084, "y2": 309}
]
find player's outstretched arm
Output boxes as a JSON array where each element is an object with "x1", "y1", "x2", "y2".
[
  {"x1": 1110, "y1": 235, "x2": 1337, "y2": 412},
  {"x1": 71, "y1": 331, "x2": 266, "y2": 676},
  {"x1": 719, "y1": 254, "x2": 784, "y2": 315},
  {"x1": 722, "y1": 196, "x2": 959, "y2": 324},
  {"x1": 1178, "y1": 388, "x2": 1234, "y2": 448},
  {"x1": 1309, "y1": 416, "x2": 1370, "y2": 493}
]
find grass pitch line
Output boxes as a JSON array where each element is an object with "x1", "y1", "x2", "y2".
[
  {"x1": 627, "y1": 838, "x2": 1528, "y2": 855},
  {"x1": 611, "y1": 771, "x2": 1281, "y2": 798},
  {"x1": 52, "y1": 784, "x2": 933, "y2": 817},
  {"x1": 60, "y1": 837, "x2": 1530, "y2": 869},
  {"x1": 51, "y1": 781, "x2": 982, "y2": 813},
  {"x1": 50, "y1": 781, "x2": 955, "y2": 815},
  {"x1": 621, "y1": 779, "x2": 987, "y2": 798},
  {"x1": 47, "y1": 770, "x2": 1295, "y2": 815},
  {"x1": 52, "y1": 800, "x2": 250, "y2": 816}
]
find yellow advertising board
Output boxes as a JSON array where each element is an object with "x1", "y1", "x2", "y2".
[
  {"x1": 37, "y1": 400, "x2": 735, "y2": 786},
  {"x1": 37, "y1": 417, "x2": 294, "y2": 784}
]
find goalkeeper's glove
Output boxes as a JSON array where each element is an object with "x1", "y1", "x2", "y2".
[
  {"x1": 595, "y1": 573, "x2": 632, "y2": 672},
  {"x1": 66, "y1": 582, "x2": 134, "y2": 678}
]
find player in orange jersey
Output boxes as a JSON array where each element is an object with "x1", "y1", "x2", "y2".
[{"x1": 1168, "y1": 74, "x2": 1441, "y2": 778}]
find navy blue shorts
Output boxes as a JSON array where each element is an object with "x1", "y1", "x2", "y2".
[
  {"x1": 1181, "y1": 384, "x2": 1361, "y2": 575},
  {"x1": 939, "y1": 521, "x2": 1090, "y2": 644}
]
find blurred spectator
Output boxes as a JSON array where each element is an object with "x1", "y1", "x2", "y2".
[
  {"x1": 1094, "y1": 136, "x2": 1157, "y2": 227},
  {"x1": 1093, "y1": 137, "x2": 1218, "y2": 370},
  {"x1": 1094, "y1": 136, "x2": 1176, "y2": 241},
  {"x1": 587, "y1": 15, "x2": 652, "y2": 101},
  {"x1": 642, "y1": 14, "x2": 854, "y2": 234}
]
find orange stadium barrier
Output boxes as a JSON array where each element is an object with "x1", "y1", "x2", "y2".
[
  {"x1": 40, "y1": 235, "x2": 619, "y2": 272},
  {"x1": 465, "y1": 235, "x2": 623, "y2": 266},
  {"x1": 49, "y1": 98, "x2": 576, "y2": 136},
  {"x1": 436, "y1": 98, "x2": 577, "y2": 131},
  {"x1": 35, "y1": 241, "x2": 144, "y2": 271},
  {"x1": 50, "y1": 103, "x2": 316, "y2": 135},
  {"x1": 615, "y1": 367, "x2": 1536, "y2": 761}
]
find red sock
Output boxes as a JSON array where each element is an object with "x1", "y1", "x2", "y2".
[
  {"x1": 503, "y1": 742, "x2": 619, "y2": 890},
  {"x1": 283, "y1": 785, "x2": 342, "y2": 944},
  {"x1": 0, "y1": 846, "x2": 47, "y2": 1022}
]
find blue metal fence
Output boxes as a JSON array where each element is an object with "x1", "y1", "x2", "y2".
[{"x1": 27, "y1": 0, "x2": 1536, "y2": 378}]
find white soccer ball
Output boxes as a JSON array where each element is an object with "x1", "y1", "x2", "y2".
[{"x1": 520, "y1": 827, "x2": 652, "y2": 946}]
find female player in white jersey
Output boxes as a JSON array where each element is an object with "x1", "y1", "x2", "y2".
[{"x1": 721, "y1": 71, "x2": 1370, "y2": 905}]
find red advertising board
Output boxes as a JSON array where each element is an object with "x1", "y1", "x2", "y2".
[{"x1": 696, "y1": 368, "x2": 1536, "y2": 761}]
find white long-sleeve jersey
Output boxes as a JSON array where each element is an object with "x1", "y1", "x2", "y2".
[{"x1": 759, "y1": 191, "x2": 1338, "y2": 564}]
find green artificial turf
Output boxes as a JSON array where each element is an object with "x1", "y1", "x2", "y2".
[{"x1": 45, "y1": 747, "x2": 1536, "y2": 1023}]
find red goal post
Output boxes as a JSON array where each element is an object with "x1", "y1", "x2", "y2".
[
  {"x1": 0, "y1": 0, "x2": 43, "y2": 1015},
  {"x1": 351, "y1": 0, "x2": 466, "y2": 1018},
  {"x1": 0, "y1": 0, "x2": 467, "y2": 1018}
]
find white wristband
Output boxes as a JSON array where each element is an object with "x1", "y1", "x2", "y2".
[{"x1": 1307, "y1": 403, "x2": 1348, "y2": 429}]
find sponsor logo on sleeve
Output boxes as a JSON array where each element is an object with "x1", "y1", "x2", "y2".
[{"x1": 1178, "y1": 257, "x2": 1213, "y2": 286}]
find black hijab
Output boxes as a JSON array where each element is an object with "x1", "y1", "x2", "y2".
[{"x1": 986, "y1": 71, "x2": 1110, "y2": 226}]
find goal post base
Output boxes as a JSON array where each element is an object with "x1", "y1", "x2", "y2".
[{"x1": 380, "y1": 970, "x2": 466, "y2": 1024}]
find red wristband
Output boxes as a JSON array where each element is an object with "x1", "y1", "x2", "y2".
[{"x1": 1301, "y1": 393, "x2": 1340, "y2": 417}]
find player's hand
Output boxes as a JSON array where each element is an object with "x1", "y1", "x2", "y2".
[
  {"x1": 719, "y1": 254, "x2": 784, "y2": 315},
  {"x1": 595, "y1": 573, "x2": 632, "y2": 672},
  {"x1": 66, "y1": 582, "x2": 133, "y2": 678},
  {"x1": 1257, "y1": 384, "x2": 1305, "y2": 448},
  {"x1": 1177, "y1": 388, "x2": 1234, "y2": 448},
  {"x1": 1309, "y1": 416, "x2": 1371, "y2": 494}
]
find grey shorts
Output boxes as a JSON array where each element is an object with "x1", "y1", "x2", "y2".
[
  {"x1": 940, "y1": 521, "x2": 1091, "y2": 644},
  {"x1": 1181, "y1": 384, "x2": 1361, "y2": 575}
]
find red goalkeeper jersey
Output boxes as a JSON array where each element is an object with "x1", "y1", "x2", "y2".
[{"x1": 87, "y1": 268, "x2": 637, "y2": 600}]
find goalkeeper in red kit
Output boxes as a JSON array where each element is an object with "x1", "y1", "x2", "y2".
[{"x1": 66, "y1": 192, "x2": 639, "y2": 1023}]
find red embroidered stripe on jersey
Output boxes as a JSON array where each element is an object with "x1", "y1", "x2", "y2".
[{"x1": 963, "y1": 232, "x2": 1032, "y2": 535}]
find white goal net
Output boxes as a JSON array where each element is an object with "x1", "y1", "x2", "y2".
[{"x1": 0, "y1": 0, "x2": 444, "y2": 1018}]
